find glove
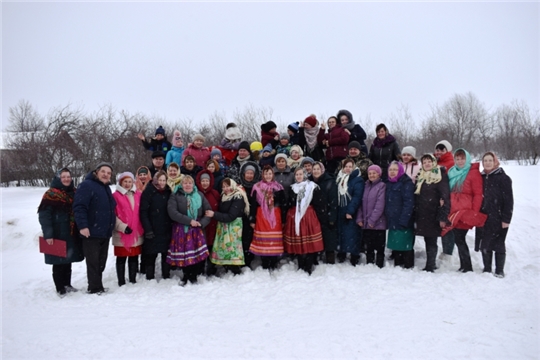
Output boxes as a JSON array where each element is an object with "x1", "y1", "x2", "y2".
[
  {"x1": 124, "y1": 226, "x2": 133, "y2": 234},
  {"x1": 145, "y1": 231, "x2": 155, "y2": 239}
]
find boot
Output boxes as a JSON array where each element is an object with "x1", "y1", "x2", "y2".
[
  {"x1": 494, "y1": 253, "x2": 506, "y2": 278},
  {"x1": 350, "y1": 254, "x2": 360, "y2": 267},
  {"x1": 116, "y1": 262, "x2": 126, "y2": 286},
  {"x1": 128, "y1": 258, "x2": 138, "y2": 284},
  {"x1": 394, "y1": 252, "x2": 404, "y2": 267},
  {"x1": 375, "y1": 251, "x2": 385, "y2": 268},
  {"x1": 482, "y1": 250, "x2": 493, "y2": 273},
  {"x1": 325, "y1": 251, "x2": 335, "y2": 264},
  {"x1": 161, "y1": 257, "x2": 171, "y2": 279},
  {"x1": 425, "y1": 240, "x2": 438, "y2": 272},
  {"x1": 145, "y1": 263, "x2": 155, "y2": 280},
  {"x1": 403, "y1": 250, "x2": 414, "y2": 269},
  {"x1": 337, "y1": 252, "x2": 347, "y2": 263},
  {"x1": 366, "y1": 251, "x2": 375, "y2": 265},
  {"x1": 297, "y1": 255, "x2": 306, "y2": 271}
]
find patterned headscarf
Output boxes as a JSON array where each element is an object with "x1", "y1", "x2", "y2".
[
  {"x1": 448, "y1": 148, "x2": 472, "y2": 192},
  {"x1": 415, "y1": 154, "x2": 443, "y2": 195}
]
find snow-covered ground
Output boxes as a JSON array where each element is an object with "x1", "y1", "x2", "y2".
[{"x1": 2, "y1": 163, "x2": 539, "y2": 359}]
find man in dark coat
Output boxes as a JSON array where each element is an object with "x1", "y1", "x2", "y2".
[
  {"x1": 73, "y1": 162, "x2": 116, "y2": 294},
  {"x1": 148, "y1": 151, "x2": 167, "y2": 178}
]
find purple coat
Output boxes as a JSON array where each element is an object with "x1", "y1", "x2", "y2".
[{"x1": 356, "y1": 179, "x2": 387, "y2": 230}]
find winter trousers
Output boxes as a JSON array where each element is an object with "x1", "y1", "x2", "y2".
[
  {"x1": 143, "y1": 252, "x2": 170, "y2": 280},
  {"x1": 423, "y1": 236, "x2": 438, "y2": 271},
  {"x1": 52, "y1": 263, "x2": 72, "y2": 293},
  {"x1": 482, "y1": 250, "x2": 506, "y2": 277},
  {"x1": 394, "y1": 250, "x2": 415, "y2": 269},
  {"x1": 441, "y1": 230, "x2": 455, "y2": 256},
  {"x1": 116, "y1": 256, "x2": 138, "y2": 286},
  {"x1": 454, "y1": 229, "x2": 473, "y2": 272},
  {"x1": 261, "y1": 256, "x2": 279, "y2": 270},
  {"x1": 364, "y1": 229, "x2": 386, "y2": 268},
  {"x1": 82, "y1": 237, "x2": 110, "y2": 293}
]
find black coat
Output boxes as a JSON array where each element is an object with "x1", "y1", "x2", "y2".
[
  {"x1": 385, "y1": 175, "x2": 415, "y2": 230},
  {"x1": 476, "y1": 168, "x2": 514, "y2": 252},
  {"x1": 311, "y1": 172, "x2": 338, "y2": 251},
  {"x1": 73, "y1": 172, "x2": 116, "y2": 239},
  {"x1": 298, "y1": 128, "x2": 325, "y2": 162},
  {"x1": 369, "y1": 139, "x2": 401, "y2": 181},
  {"x1": 141, "y1": 138, "x2": 172, "y2": 153},
  {"x1": 139, "y1": 184, "x2": 172, "y2": 254},
  {"x1": 213, "y1": 197, "x2": 245, "y2": 223},
  {"x1": 415, "y1": 168, "x2": 451, "y2": 237}
]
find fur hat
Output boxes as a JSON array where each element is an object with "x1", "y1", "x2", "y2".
[
  {"x1": 155, "y1": 126, "x2": 166, "y2": 136},
  {"x1": 192, "y1": 134, "x2": 205, "y2": 143},
  {"x1": 435, "y1": 140, "x2": 452, "y2": 152},
  {"x1": 348, "y1": 141, "x2": 362, "y2": 151},
  {"x1": 116, "y1": 171, "x2": 134, "y2": 184},
  {"x1": 95, "y1": 162, "x2": 114, "y2": 172},
  {"x1": 261, "y1": 121, "x2": 277, "y2": 133},
  {"x1": 288, "y1": 122, "x2": 300, "y2": 133},
  {"x1": 401, "y1": 146, "x2": 417, "y2": 158},
  {"x1": 304, "y1": 116, "x2": 317, "y2": 128},
  {"x1": 151, "y1": 150, "x2": 165, "y2": 159}
]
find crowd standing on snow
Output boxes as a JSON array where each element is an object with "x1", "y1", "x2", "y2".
[{"x1": 37, "y1": 110, "x2": 514, "y2": 296}]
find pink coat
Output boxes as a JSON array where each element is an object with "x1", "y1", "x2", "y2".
[
  {"x1": 112, "y1": 186, "x2": 144, "y2": 248},
  {"x1": 402, "y1": 161, "x2": 421, "y2": 183},
  {"x1": 182, "y1": 143, "x2": 211, "y2": 168}
]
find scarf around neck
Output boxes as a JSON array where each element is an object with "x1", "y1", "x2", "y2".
[
  {"x1": 448, "y1": 149, "x2": 472, "y2": 192},
  {"x1": 372, "y1": 134, "x2": 396, "y2": 149},
  {"x1": 291, "y1": 180, "x2": 318, "y2": 235},
  {"x1": 303, "y1": 126, "x2": 319, "y2": 151},
  {"x1": 415, "y1": 156, "x2": 443, "y2": 195},
  {"x1": 222, "y1": 179, "x2": 250, "y2": 216},
  {"x1": 183, "y1": 187, "x2": 202, "y2": 232},
  {"x1": 252, "y1": 179, "x2": 284, "y2": 228}
]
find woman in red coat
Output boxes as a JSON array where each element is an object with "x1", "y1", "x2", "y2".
[
  {"x1": 444, "y1": 148, "x2": 487, "y2": 272},
  {"x1": 317, "y1": 116, "x2": 349, "y2": 175},
  {"x1": 196, "y1": 170, "x2": 220, "y2": 276}
]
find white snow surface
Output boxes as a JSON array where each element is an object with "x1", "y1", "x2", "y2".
[{"x1": 2, "y1": 164, "x2": 539, "y2": 359}]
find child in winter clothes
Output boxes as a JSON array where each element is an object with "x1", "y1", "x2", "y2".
[
  {"x1": 260, "y1": 121, "x2": 279, "y2": 148},
  {"x1": 112, "y1": 172, "x2": 144, "y2": 286},
  {"x1": 287, "y1": 122, "x2": 300, "y2": 146},
  {"x1": 259, "y1": 144, "x2": 275, "y2": 168},
  {"x1": 182, "y1": 134, "x2": 211, "y2": 168},
  {"x1": 206, "y1": 159, "x2": 224, "y2": 192},
  {"x1": 138, "y1": 126, "x2": 172, "y2": 154},
  {"x1": 276, "y1": 134, "x2": 292, "y2": 156},
  {"x1": 220, "y1": 122, "x2": 242, "y2": 150},
  {"x1": 356, "y1": 165, "x2": 387, "y2": 268},
  {"x1": 211, "y1": 148, "x2": 228, "y2": 176},
  {"x1": 166, "y1": 130, "x2": 185, "y2": 167}
]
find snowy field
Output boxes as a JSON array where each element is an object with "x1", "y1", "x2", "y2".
[{"x1": 2, "y1": 163, "x2": 539, "y2": 359}]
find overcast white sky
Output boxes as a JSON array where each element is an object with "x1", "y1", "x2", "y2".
[{"x1": 2, "y1": 2, "x2": 539, "y2": 131}]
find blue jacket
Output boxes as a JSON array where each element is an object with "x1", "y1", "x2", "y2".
[
  {"x1": 73, "y1": 172, "x2": 116, "y2": 238},
  {"x1": 166, "y1": 146, "x2": 185, "y2": 167},
  {"x1": 385, "y1": 175, "x2": 415, "y2": 230},
  {"x1": 337, "y1": 169, "x2": 365, "y2": 254}
]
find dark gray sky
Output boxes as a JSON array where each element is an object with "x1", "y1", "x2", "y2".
[{"x1": 3, "y1": 2, "x2": 539, "y2": 130}]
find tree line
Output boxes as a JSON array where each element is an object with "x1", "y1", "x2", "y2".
[{"x1": 1, "y1": 92, "x2": 538, "y2": 187}]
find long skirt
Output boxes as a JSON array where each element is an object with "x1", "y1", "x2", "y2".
[
  {"x1": 250, "y1": 207, "x2": 284, "y2": 256},
  {"x1": 114, "y1": 245, "x2": 142, "y2": 257},
  {"x1": 211, "y1": 218, "x2": 245, "y2": 265},
  {"x1": 283, "y1": 206, "x2": 324, "y2": 255},
  {"x1": 387, "y1": 229, "x2": 414, "y2": 251},
  {"x1": 167, "y1": 223, "x2": 209, "y2": 267}
]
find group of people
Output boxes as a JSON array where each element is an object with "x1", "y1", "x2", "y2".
[{"x1": 37, "y1": 110, "x2": 514, "y2": 296}]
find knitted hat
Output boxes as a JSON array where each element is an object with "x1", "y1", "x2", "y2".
[
  {"x1": 401, "y1": 146, "x2": 417, "y2": 158},
  {"x1": 261, "y1": 121, "x2": 277, "y2": 133},
  {"x1": 280, "y1": 133, "x2": 290, "y2": 140},
  {"x1": 117, "y1": 171, "x2": 134, "y2": 184},
  {"x1": 262, "y1": 144, "x2": 273, "y2": 154},
  {"x1": 172, "y1": 130, "x2": 183, "y2": 147},
  {"x1": 244, "y1": 165, "x2": 256, "y2": 173},
  {"x1": 95, "y1": 162, "x2": 114, "y2": 172},
  {"x1": 435, "y1": 140, "x2": 452, "y2": 152},
  {"x1": 137, "y1": 167, "x2": 149, "y2": 175},
  {"x1": 288, "y1": 122, "x2": 300, "y2": 133},
  {"x1": 367, "y1": 165, "x2": 382, "y2": 177},
  {"x1": 250, "y1": 141, "x2": 263, "y2": 152},
  {"x1": 304, "y1": 116, "x2": 317, "y2": 128},
  {"x1": 348, "y1": 141, "x2": 362, "y2": 151},
  {"x1": 210, "y1": 148, "x2": 222, "y2": 159},
  {"x1": 192, "y1": 134, "x2": 205, "y2": 142},
  {"x1": 275, "y1": 153, "x2": 288, "y2": 163},
  {"x1": 301, "y1": 157, "x2": 315, "y2": 166},
  {"x1": 200, "y1": 173, "x2": 211, "y2": 181},
  {"x1": 151, "y1": 150, "x2": 165, "y2": 159},
  {"x1": 238, "y1": 141, "x2": 251, "y2": 152},
  {"x1": 155, "y1": 126, "x2": 165, "y2": 136}
]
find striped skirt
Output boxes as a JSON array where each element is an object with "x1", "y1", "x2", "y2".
[
  {"x1": 167, "y1": 223, "x2": 209, "y2": 267},
  {"x1": 283, "y1": 206, "x2": 324, "y2": 255},
  {"x1": 250, "y1": 207, "x2": 284, "y2": 256}
]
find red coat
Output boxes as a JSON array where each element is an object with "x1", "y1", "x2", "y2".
[
  {"x1": 437, "y1": 152, "x2": 455, "y2": 171},
  {"x1": 196, "y1": 170, "x2": 220, "y2": 247},
  {"x1": 182, "y1": 143, "x2": 211, "y2": 168},
  {"x1": 261, "y1": 131, "x2": 279, "y2": 147},
  {"x1": 318, "y1": 125, "x2": 349, "y2": 161},
  {"x1": 214, "y1": 146, "x2": 237, "y2": 166},
  {"x1": 442, "y1": 162, "x2": 487, "y2": 234}
]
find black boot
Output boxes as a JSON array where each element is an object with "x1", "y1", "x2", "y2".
[
  {"x1": 297, "y1": 255, "x2": 306, "y2": 271},
  {"x1": 326, "y1": 251, "x2": 335, "y2": 264},
  {"x1": 394, "y1": 251, "x2": 404, "y2": 267},
  {"x1": 52, "y1": 265, "x2": 66, "y2": 294},
  {"x1": 403, "y1": 250, "x2": 414, "y2": 269},
  {"x1": 116, "y1": 262, "x2": 126, "y2": 286},
  {"x1": 337, "y1": 252, "x2": 347, "y2": 263},
  {"x1": 145, "y1": 263, "x2": 155, "y2": 280},
  {"x1": 494, "y1": 253, "x2": 506, "y2": 278},
  {"x1": 366, "y1": 251, "x2": 375, "y2": 265},
  {"x1": 350, "y1": 254, "x2": 360, "y2": 267},
  {"x1": 303, "y1": 254, "x2": 315, "y2": 275},
  {"x1": 482, "y1": 250, "x2": 493, "y2": 273},
  {"x1": 128, "y1": 257, "x2": 138, "y2": 284},
  {"x1": 424, "y1": 238, "x2": 438, "y2": 272}
]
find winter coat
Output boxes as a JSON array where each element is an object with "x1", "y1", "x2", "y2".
[
  {"x1": 261, "y1": 130, "x2": 279, "y2": 148},
  {"x1": 414, "y1": 169, "x2": 450, "y2": 237},
  {"x1": 38, "y1": 179, "x2": 84, "y2": 265},
  {"x1": 346, "y1": 154, "x2": 373, "y2": 180},
  {"x1": 443, "y1": 162, "x2": 487, "y2": 234},
  {"x1": 211, "y1": 170, "x2": 224, "y2": 192},
  {"x1": 148, "y1": 164, "x2": 167, "y2": 178},
  {"x1": 139, "y1": 184, "x2": 172, "y2": 254},
  {"x1": 337, "y1": 169, "x2": 364, "y2": 254},
  {"x1": 476, "y1": 168, "x2": 513, "y2": 252},
  {"x1": 166, "y1": 146, "x2": 185, "y2": 167},
  {"x1": 311, "y1": 172, "x2": 338, "y2": 251},
  {"x1": 298, "y1": 128, "x2": 325, "y2": 162},
  {"x1": 402, "y1": 161, "x2": 421, "y2": 183},
  {"x1": 182, "y1": 143, "x2": 211, "y2": 168},
  {"x1": 437, "y1": 152, "x2": 455, "y2": 171},
  {"x1": 239, "y1": 163, "x2": 260, "y2": 249},
  {"x1": 385, "y1": 175, "x2": 414, "y2": 231},
  {"x1": 168, "y1": 189, "x2": 212, "y2": 229},
  {"x1": 180, "y1": 165, "x2": 203, "y2": 179},
  {"x1": 141, "y1": 138, "x2": 172, "y2": 154},
  {"x1": 73, "y1": 172, "x2": 116, "y2": 239},
  {"x1": 369, "y1": 137, "x2": 401, "y2": 181},
  {"x1": 112, "y1": 185, "x2": 144, "y2": 248},
  {"x1": 227, "y1": 155, "x2": 255, "y2": 184},
  {"x1": 318, "y1": 125, "x2": 349, "y2": 161},
  {"x1": 337, "y1": 110, "x2": 368, "y2": 154},
  {"x1": 214, "y1": 146, "x2": 237, "y2": 167},
  {"x1": 259, "y1": 155, "x2": 276, "y2": 168},
  {"x1": 213, "y1": 197, "x2": 246, "y2": 224},
  {"x1": 273, "y1": 165, "x2": 295, "y2": 203},
  {"x1": 356, "y1": 178, "x2": 387, "y2": 230},
  {"x1": 196, "y1": 170, "x2": 220, "y2": 247}
]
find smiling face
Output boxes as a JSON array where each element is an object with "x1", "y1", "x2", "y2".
[
  {"x1": 388, "y1": 163, "x2": 399, "y2": 178},
  {"x1": 137, "y1": 171, "x2": 148, "y2": 183},
  {"x1": 402, "y1": 153, "x2": 413, "y2": 164},
  {"x1": 340, "y1": 115, "x2": 349, "y2": 125},
  {"x1": 312, "y1": 164, "x2": 322, "y2": 179},
  {"x1": 121, "y1": 177, "x2": 133, "y2": 190},
  {"x1": 182, "y1": 178, "x2": 194, "y2": 193},
  {"x1": 238, "y1": 148, "x2": 249, "y2": 158},
  {"x1": 200, "y1": 178, "x2": 210, "y2": 190},
  {"x1": 263, "y1": 169, "x2": 274, "y2": 182},
  {"x1": 303, "y1": 162, "x2": 313, "y2": 174},
  {"x1": 291, "y1": 150, "x2": 300, "y2": 160},
  {"x1": 96, "y1": 166, "x2": 112, "y2": 184},
  {"x1": 206, "y1": 163, "x2": 216, "y2": 172},
  {"x1": 483, "y1": 154, "x2": 495, "y2": 172},
  {"x1": 193, "y1": 139, "x2": 204, "y2": 148},
  {"x1": 377, "y1": 128, "x2": 386, "y2": 139},
  {"x1": 168, "y1": 167, "x2": 179, "y2": 178},
  {"x1": 243, "y1": 170, "x2": 255, "y2": 182},
  {"x1": 157, "y1": 174, "x2": 167, "y2": 189},
  {"x1": 349, "y1": 147, "x2": 360, "y2": 157},
  {"x1": 295, "y1": 169, "x2": 305, "y2": 183},
  {"x1": 327, "y1": 117, "x2": 337, "y2": 128},
  {"x1": 455, "y1": 154, "x2": 466, "y2": 169},
  {"x1": 343, "y1": 162, "x2": 354, "y2": 175},
  {"x1": 276, "y1": 157, "x2": 286, "y2": 170},
  {"x1": 152, "y1": 157, "x2": 165, "y2": 168},
  {"x1": 59, "y1": 171, "x2": 72, "y2": 187},
  {"x1": 422, "y1": 158, "x2": 434, "y2": 171},
  {"x1": 222, "y1": 182, "x2": 232, "y2": 195},
  {"x1": 368, "y1": 170, "x2": 380, "y2": 182}
]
